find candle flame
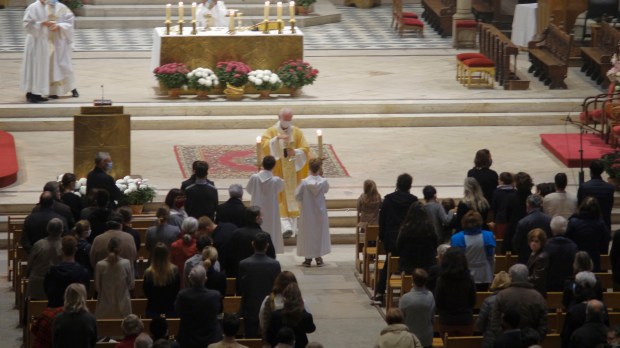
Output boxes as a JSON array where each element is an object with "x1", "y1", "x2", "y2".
[{"x1": 317, "y1": 129, "x2": 322, "y2": 136}]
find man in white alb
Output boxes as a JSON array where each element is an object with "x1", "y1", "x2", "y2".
[
  {"x1": 246, "y1": 155, "x2": 285, "y2": 253},
  {"x1": 197, "y1": 0, "x2": 228, "y2": 27}
]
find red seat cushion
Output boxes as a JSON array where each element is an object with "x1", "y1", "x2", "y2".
[
  {"x1": 402, "y1": 18, "x2": 423, "y2": 27},
  {"x1": 403, "y1": 11, "x2": 418, "y2": 18},
  {"x1": 456, "y1": 53, "x2": 487, "y2": 61},
  {"x1": 613, "y1": 125, "x2": 620, "y2": 135},
  {"x1": 590, "y1": 109, "x2": 603, "y2": 119},
  {"x1": 579, "y1": 111, "x2": 589, "y2": 123},
  {"x1": 456, "y1": 19, "x2": 478, "y2": 28},
  {"x1": 463, "y1": 58, "x2": 495, "y2": 67}
]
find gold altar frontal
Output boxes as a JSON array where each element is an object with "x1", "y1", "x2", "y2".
[
  {"x1": 74, "y1": 106, "x2": 131, "y2": 180},
  {"x1": 151, "y1": 27, "x2": 304, "y2": 73}
]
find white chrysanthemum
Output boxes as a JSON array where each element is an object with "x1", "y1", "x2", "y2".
[
  {"x1": 73, "y1": 191, "x2": 81, "y2": 197},
  {"x1": 117, "y1": 183, "x2": 124, "y2": 190},
  {"x1": 78, "y1": 178, "x2": 87, "y2": 186},
  {"x1": 187, "y1": 72, "x2": 194, "y2": 78},
  {"x1": 269, "y1": 76, "x2": 279, "y2": 84},
  {"x1": 124, "y1": 188, "x2": 132, "y2": 194},
  {"x1": 254, "y1": 79, "x2": 263, "y2": 85},
  {"x1": 206, "y1": 80, "x2": 213, "y2": 87},
  {"x1": 128, "y1": 183, "x2": 138, "y2": 190},
  {"x1": 123, "y1": 176, "x2": 131, "y2": 181},
  {"x1": 116, "y1": 179, "x2": 125, "y2": 184},
  {"x1": 57, "y1": 174, "x2": 63, "y2": 182},
  {"x1": 262, "y1": 75, "x2": 270, "y2": 81},
  {"x1": 79, "y1": 186, "x2": 87, "y2": 196},
  {"x1": 198, "y1": 78, "x2": 206, "y2": 85}
]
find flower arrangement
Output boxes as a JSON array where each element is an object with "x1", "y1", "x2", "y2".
[
  {"x1": 115, "y1": 176, "x2": 157, "y2": 205},
  {"x1": 61, "y1": 0, "x2": 83, "y2": 11},
  {"x1": 601, "y1": 151, "x2": 620, "y2": 179},
  {"x1": 607, "y1": 54, "x2": 620, "y2": 92},
  {"x1": 276, "y1": 59, "x2": 319, "y2": 89},
  {"x1": 187, "y1": 67, "x2": 220, "y2": 91},
  {"x1": 248, "y1": 70, "x2": 282, "y2": 91},
  {"x1": 214, "y1": 61, "x2": 252, "y2": 87},
  {"x1": 296, "y1": 0, "x2": 316, "y2": 10},
  {"x1": 153, "y1": 63, "x2": 190, "y2": 89}
]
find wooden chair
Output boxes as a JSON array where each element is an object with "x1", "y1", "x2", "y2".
[
  {"x1": 385, "y1": 255, "x2": 402, "y2": 310},
  {"x1": 601, "y1": 254, "x2": 611, "y2": 272},
  {"x1": 226, "y1": 277, "x2": 237, "y2": 296},
  {"x1": 603, "y1": 292, "x2": 620, "y2": 310},
  {"x1": 391, "y1": 0, "x2": 418, "y2": 29},
  {"x1": 595, "y1": 272, "x2": 614, "y2": 290},
  {"x1": 237, "y1": 338, "x2": 263, "y2": 348},
  {"x1": 545, "y1": 333, "x2": 561, "y2": 348},
  {"x1": 475, "y1": 292, "x2": 492, "y2": 309},
  {"x1": 443, "y1": 333, "x2": 483, "y2": 348},
  {"x1": 355, "y1": 221, "x2": 367, "y2": 274},
  {"x1": 393, "y1": 0, "x2": 424, "y2": 38},
  {"x1": 362, "y1": 225, "x2": 380, "y2": 286},
  {"x1": 371, "y1": 239, "x2": 387, "y2": 291},
  {"x1": 401, "y1": 275, "x2": 413, "y2": 294},
  {"x1": 223, "y1": 296, "x2": 242, "y2": 314},
  {"x1": 547, "y1": 292, "x2": 564, "y2": 310}
]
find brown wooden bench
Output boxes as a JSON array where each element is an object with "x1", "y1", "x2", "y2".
[
  {"x1": 421, "y1": 0, "x2": 455, "y2": 37},
  {"x1": 478, "y1": 22, "x2": 530, "y2": 90},
  {"x1": 528, "y1": 23, "x2": 574, "y2": 89},
  {"x1": 581, "y1": 20, "x2": 620, "y2": 88}
]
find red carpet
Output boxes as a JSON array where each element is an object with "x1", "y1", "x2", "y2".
[
  {"x1": 0, "y1": 131, "x2": 18, "y2": 188},
  {"x1": 540, "y1": 133, "x2": 615, "y2": 167}
]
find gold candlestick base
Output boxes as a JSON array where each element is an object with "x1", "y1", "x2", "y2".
[
  {"x1": 289, "y1": 19, "x2": 296, "y2": 34},
  {"x1": 165, "y1": 20, "x2": 171, "y2": 35},
  {"x1": 277, "y1": 20, "x2": 283, "y2": 34},
  {"x1": 262, "y1": 20, "x2": 270, "y2": 34},
  {"x1": 191, "y1": 20, "x2": 197, "y2": 35},
  {"x1": 178, "y1": 20, "x2": 184, "y2": 35}
]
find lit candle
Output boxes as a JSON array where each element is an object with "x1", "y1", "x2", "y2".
[
  {"x1": 289, "y1": 1, "x2": 295, "y2": 20},
  {"x1": 264, "y1": 1, "x2": 270, "y2": 21},
  {"x1": 277, "y1": 1, "x2": 282, "y2": 20},
  {"x1": 256, "y1": 136, "x2": 262, "y2": 167},
  {"x1": 191, "y1": 2, "x2": 196, "y2": 21},
  {"x1": 178, "y1": 2, "x2": 184, "y2": 20},
  {"x1": 166, "y1": 3, "x2": 171, "y2": 21},
  {"x1": 317, "y1": 129, "x2": 323, "y2": 158},
  {"x1": 229, "y1": 10, "x2": 235, "y2": 31}
]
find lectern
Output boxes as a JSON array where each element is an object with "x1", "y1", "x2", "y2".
[{"x1": 74, "y1": 106, "x2": 130, "y2": 180}]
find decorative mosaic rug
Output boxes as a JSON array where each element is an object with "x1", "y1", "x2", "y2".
[{"x1": 174, "y1": 144, "x2": 349, "y2": 179}]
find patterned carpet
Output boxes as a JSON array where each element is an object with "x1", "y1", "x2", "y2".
[
  {"x1": 174, "y1": 144, "x2": 349, "y2": 179},
  {"x1": 0, "y1": 5, "x2": 452, "y2": 52}
]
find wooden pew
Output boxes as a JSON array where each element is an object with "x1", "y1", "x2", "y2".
[
  {"x1": 478, "y1": 22, "x2": 530, "y2": 90},
  {"x1": 421, "y1": 0, "x2": 455, "y2": 37},
  {"x1": 580, "y1": 20, "x2": 620, "y2": 88},
  {"x1": 528, "y1": 23, "x2": 574, "y2": 89}
]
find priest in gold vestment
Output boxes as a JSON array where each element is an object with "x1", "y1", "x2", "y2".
[{"x1": 260, "y1": 108, "x2": 309, "y2": 238}]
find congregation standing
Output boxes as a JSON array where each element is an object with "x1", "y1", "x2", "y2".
[{"x1": 25, "y1": 108, "x2": 328, "y2": 348}]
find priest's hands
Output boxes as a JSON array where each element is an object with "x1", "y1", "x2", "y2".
[
  {"x1": 42, "y1": 20, "x2": 55, "y2": 27},
  {"x1": 49, "y1": 24, "x2": 59, "y2": 31},
  {"x1": 277, "y1": 134, "x2": 289, "y2": 141}
]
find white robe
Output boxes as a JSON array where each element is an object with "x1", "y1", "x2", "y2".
[
  {"x1": 295, "y1": 174, "x2": 331, "y2": 258},
  {"x1": 21, "y1": 1, "x2": 75, "y2": 96},
  {"x1": 197, "y1": 0, "x2": 228, "y2": 28},
  {"x1": 247, "y1": 170, "x2": 285, "y2": 253}
]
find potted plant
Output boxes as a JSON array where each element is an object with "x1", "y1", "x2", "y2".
[
  {"x1": 187, "y1": 67, "x2": 219, "y2": 99},
  {"x1": 601, "y1": 151, "x2": 620, "y2": 189},
  {"x1": 116, "y1": 177, "x2": 157, "y2": 213},
  {"x1": 153, "y1": 62, "x2": 190, "y2": 98},
  {"x1": 276, "y1": 59, "x2": 319, "y2": 95},
  {"x1": 295, "y1": 0, "x2": 316, "y2": 15},
  {"x1": 214, "y1": 60, "x2": 252, "y2": 100},
  {"x1": 248, "y1": 69, "x2": 282, "y2": 98}
]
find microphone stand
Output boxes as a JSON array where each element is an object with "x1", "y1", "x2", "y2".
[{"x1": 564, "y1": 116, "x2": 599, "y2": 186}]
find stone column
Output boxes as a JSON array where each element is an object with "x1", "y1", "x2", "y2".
[{"x1": 452, "y1": 0, "x2": 474, "y2": 47}]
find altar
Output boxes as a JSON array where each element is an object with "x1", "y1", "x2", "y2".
[{"x1": 150, "y1": 27, "x2": 304, "y2": 72}]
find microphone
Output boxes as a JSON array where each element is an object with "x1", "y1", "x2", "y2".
[{"x1": 94, "y1": 84, "x2": 112, "y2": 106}]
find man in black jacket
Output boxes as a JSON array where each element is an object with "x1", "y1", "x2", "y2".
[
  {"x1": 545, "y1": 215, "x2": 578, "y2": 291},
  {"x1": 185, "y1": 161, "x2": 218, "y2": 220},
  {"x1": 22, "y1": 192, "x2": 68, "y2": 252},
  {"x1": 86, "y1": 152, "x2": 122, "y2": 208},
  {"x1": 215, "y1": 183, "x2": 247, "y2": 228},
  {"x1": 578, "y1": 160, "x2": 614, "y2": 231},
  {"x1": 374, "y1": 173, "x2": 418, "y2": 305},
  {"x1": 512, "y1": 194, "x2": 552, "y2": 264}
]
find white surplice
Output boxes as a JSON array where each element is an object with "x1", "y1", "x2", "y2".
[
  {"x1": 21, "y1": 0, "x2": 75, "y2": 96},
  {"x1": 197, "y1": 0, "x2": 228, "y2": 28},
  {"x1": 247, "y1": 170, "x2": 285, "y2": 253},
  {"x1": 295, "y1": 174, "x2": 331, "y2": 258}
]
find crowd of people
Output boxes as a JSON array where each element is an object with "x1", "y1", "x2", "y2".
[
  {"x1": 362, "y1": 149, "x2": 620, "y2": 348},
  {"x1": 23, "y1": 109, "x2": 330, "y2": 348}
]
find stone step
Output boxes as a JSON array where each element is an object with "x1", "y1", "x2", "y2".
[
  {"x1": 0, "y1": 111, "x2": 579, "y2": 131},
  {"x1": 87, "y1": 0, "x2": 295, "y2": 5},
  {"x1": 76, "y1": 4, "x2": 270, "y2": 17}
]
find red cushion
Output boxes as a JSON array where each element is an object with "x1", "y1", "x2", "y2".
[
  {"x1": 463, "y1": 58, "x2": 495, "y2": 67},
  {"x1": 403, "y1": 11, "x2": 418, "y2": 18},
  {"x1": 456, "y1": 19, "x2": 478, "y2": 28},
  {"x1": 590, "y1": 109, "x2": 603, "y2": 119},
  {"x1": 613, "y1": 125, "x2": 620, "y2": 135},
  {"x1": 579, "y1": 111, "x2": 589, "y2": 123},
  {"x1": 456, "y1": 53, "x2": 487, "y2": 61},
  {"x1": 402, "y1": 18, "x2": 423, "y2": 27}
]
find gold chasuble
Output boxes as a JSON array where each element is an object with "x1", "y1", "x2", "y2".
[{"x1": 261, "y1": 124, "x2": 309, "y2": 218}]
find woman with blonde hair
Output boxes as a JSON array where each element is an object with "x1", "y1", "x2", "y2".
[
  {"x1": 259, "y1": 271, "x2": 298, "y2": 340},
  {"x1": 144, "y1": 242, "x2": 180, "y2": 318},
  {"x1": 145, "y1": 206, "x2": 181, "y2": 253},
  {"x1": 95, "y1": 237, "x2": 134, "y2": 319},
  {"x1": 455, "y1": 177, "x2": 490, "y2": 230},
  {"x1": 52, "y1": 283, "x2": 97, "y2": 348},
  {"x1": 203, "y1": 246, "x2": 226, "y2": 297},
  {"x1": 357, "y1": 179, "x2": 382, "y2": 225}
]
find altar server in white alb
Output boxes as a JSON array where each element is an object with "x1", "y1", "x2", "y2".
[
  {"x1": 295, "y1": 158, "x2": 331, "y2": 267},
  {"x1": 246, "y1": 155, "x2": 285, "y2": 254},
  {"x1": 21, "y1": 0, "x2": 78, "y2": 103},
  {"x1": 197, "y1": 0, "x2": 228, "y2": 27}
]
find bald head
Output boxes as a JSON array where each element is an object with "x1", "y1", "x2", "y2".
[
  {"x1": 586, "y1": 300, "x2": 605, "y2": 322},
  {"x1": 279, "y1": 108, "x2": 293, "y2": 124}
]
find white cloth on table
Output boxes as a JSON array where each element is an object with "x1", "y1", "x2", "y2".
[{"x1": 511, "y1": 3, "x2": 537, "y2": 47}]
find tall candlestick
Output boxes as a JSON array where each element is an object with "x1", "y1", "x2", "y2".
[
  {"x1": 289, "y1": 1, "x2": 295, "y2": 20},
  {"x1": 317, "y1": 129, "x2": 323, "y2": 158},
  {"x1": 178, "y1": 2, "x2": 184, "y2": 20},
  {"x1": 264, "y1": 1, "x2": 270, "y2": 21},
  {"x1": 166, "y1": 3, "x2": 171, "y2": 21},
  {"x1": 191, "y1": 2, "x2": 196, "y2": 21},
  {"x1": 256, "y1": 136, "x2": 262, "y2": 168},
  {"x1": 277, "y1": 1, "x2": 282, "y2": 21},
  {"x1": 228, "y1": 10, "x2": 235, "y2": 32}
]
